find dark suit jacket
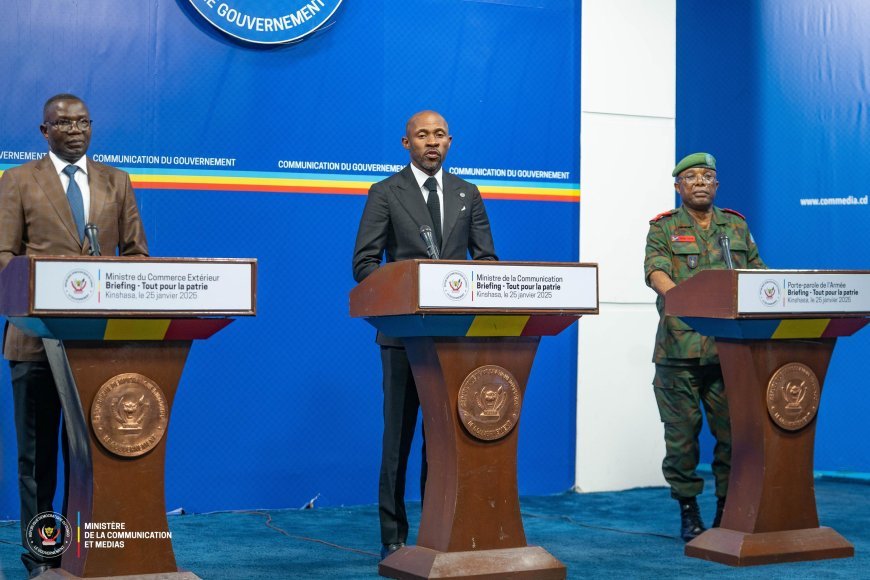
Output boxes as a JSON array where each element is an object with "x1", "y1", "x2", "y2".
[
  {"x1": 352, "y1": 165, "x2": 497, "y2": 345},
  {"x1": 0, "y1": 155, "x2": 149, "y2": 361}
]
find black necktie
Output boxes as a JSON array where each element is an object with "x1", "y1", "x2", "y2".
[{"x1": 424, "y1": 177, "x2": 442, "y2": 248}]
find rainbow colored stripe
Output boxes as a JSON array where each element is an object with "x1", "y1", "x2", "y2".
[
  {"x1": 126, "y1": 168, "x2": 580, "y2": 203},
  {"x1": 680, "y1": 317, "x2": 870, "y2": 339},
  {"x1": 368, "y1": 314, "x2": 580, "y2": 337},
  {"x1": 0, "y1": 165, "x2": 579, "y2": 202},
  {"x1": 9, "y1": 316, "x2": 233, "y2": 341}
]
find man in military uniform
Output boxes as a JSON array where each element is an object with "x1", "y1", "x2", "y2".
[{"x1": 644, "y1": 152, "x2": 766, "y2": 542}]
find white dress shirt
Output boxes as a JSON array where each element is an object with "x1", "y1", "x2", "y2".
[
  {"x1": 48, "y1": 150, "x2": 91, "y2": 223},
  {"x1": 409, "y1": 164, "x2": 444, "y2": 231}
]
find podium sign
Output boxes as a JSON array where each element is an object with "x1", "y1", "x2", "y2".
[
  {"x1": 735, "y1": 271, "x2": 870, "y2": 314},
  {"x1": 417, "y1": 262, "x2": 597, "y2": 310},
  {"x1": 666, "y1": 269, "x2": 869, "y2": 567},
  {"x1": 32, "y1": 259, "x2": 254, "y2": 312}
]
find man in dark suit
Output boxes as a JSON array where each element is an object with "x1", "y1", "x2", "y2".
[
  {"x1": 0, "y1": 94, "x2": 148, "y2": 578},
  {"x1": 352, "y1": 110, "x2": 497, "y2": 559}
]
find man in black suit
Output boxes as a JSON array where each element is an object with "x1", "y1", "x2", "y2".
[{"x1": 353, "y1": 110, "x2": 497, "y2": 559}]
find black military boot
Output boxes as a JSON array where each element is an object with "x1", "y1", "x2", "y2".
[
  {"x1": 712, "y1": 496, "x2": 726, "y2": 528},
  {"x1": 677, "y1": 497, "x2": 706, "y2": 542}
]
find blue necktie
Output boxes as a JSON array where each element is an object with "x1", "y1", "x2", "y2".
[{"x1": 63, "y1": 165, "x2": 86, "y2": 242}]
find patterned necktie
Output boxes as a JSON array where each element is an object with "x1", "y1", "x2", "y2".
[
  {"x1": 63, "y1": 164, "x2": 86, "y2": 242},
  {"x1": 424, "y1": 176, "x2": 442, "y2": 248}
]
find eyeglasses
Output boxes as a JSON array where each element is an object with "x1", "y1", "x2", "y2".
[
  {"x1": 678, "y1": 172, "x2": 716, "y2": 185},
  {"x1": 47, "y1": 119, "x2": 92, "y2": 132}
]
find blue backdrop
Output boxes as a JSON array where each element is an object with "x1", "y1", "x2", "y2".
[
  {"x1": 678, "y1": 0, "x2": 870, "y2": 473},
  {"x1": 0, "y1": 0, "x2": 581, "y2": 518}
]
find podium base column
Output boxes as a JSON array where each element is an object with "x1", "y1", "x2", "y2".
[
  {"x1": 379, "y1": 545, "x2": 566, "y2": 580},
  {"x1": 685, "y1": 526, "x2": 854, "y2": 566}
]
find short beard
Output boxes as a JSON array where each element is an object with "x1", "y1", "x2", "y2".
[{"x1": 420, "y1": 157, "x2": 441, "y2": 173}]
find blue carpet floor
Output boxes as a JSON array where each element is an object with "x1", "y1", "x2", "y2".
[{"x1": 1, "y1": 474, "x2": 866, "y2": 579}]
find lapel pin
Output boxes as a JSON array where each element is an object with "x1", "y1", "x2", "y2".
[{"x1": 459, "y1": 192, "x2": 465, "y2": 198}]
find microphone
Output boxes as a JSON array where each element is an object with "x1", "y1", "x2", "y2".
[
  {"x1": 718, "y1": 233, "x2": 734, "y2": 269},
  {"x1": 85, "y1": 223, "x2": 101, "y2": 256},
  {"x1": 419, "y1": 225, "x2": 441, "y2": 260}
]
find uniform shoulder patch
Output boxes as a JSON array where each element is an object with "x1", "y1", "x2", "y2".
[
  {"x1": 722, "y1": 208, "x2": 746, "y2": 220},
  {"x1": 649, "y1": 209, "x2": 677, "y2": 223}
]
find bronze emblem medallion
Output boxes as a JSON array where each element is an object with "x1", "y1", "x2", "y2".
[
  {"x1": 91, "y1": 373, "x2": 169, "y2": 457},
  {"x1": 457, "y1": 365, "x2": 522, "y2": 441},
  {"x1": 766, "y1": 362, "x2": 820, "y2": 431}
]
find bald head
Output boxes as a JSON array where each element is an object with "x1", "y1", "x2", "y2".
[
  {"x1": 405, "y1": 110, "x2": 448, "y2": 137},
  {"x1": 402, "y1": 111, "x2": 452, "y2": 175}
]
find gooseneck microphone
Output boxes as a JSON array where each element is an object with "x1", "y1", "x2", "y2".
[
  {"x1": 85, "y1": 223, "x2": 101, "y2": 256},
  {"x1": 718, "y1": 233, "x2": 734, "y2": 269},
  {"x1": 419, "y1": 225, "x2": 441, "y2": 260}
]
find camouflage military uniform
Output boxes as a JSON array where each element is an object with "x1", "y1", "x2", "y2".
[{"x1": 644, "y1": 205, "x2": 765, "y2": 500}]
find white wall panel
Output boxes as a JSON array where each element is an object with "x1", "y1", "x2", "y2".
[
  {"x1": 576, "y1": 304, "x2": 666, "y2": 491},
  {"x1": 580, "y1": 113, "x2": 675, "y2": 303},
  {"x1": 582, "y1": 0, "x2": 676, "y2": 118},
  {"x1": 576, "y1": 0, "x2": 675, "y2": 492}
]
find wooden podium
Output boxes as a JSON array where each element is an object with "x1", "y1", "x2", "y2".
[
  {"x1": 350, "y1": 260, "x2": 598, "y2": 580},
  {"x1": 666, "y1": 269, "x2": 870, "y2": 566},
  {"x1": 0, "y1": 255, "x2": 256, "y2": 579}
]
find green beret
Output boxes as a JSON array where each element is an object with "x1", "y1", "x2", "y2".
[{"x1": 672, "y1": 152, "x2": 716, "y2": 177}]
